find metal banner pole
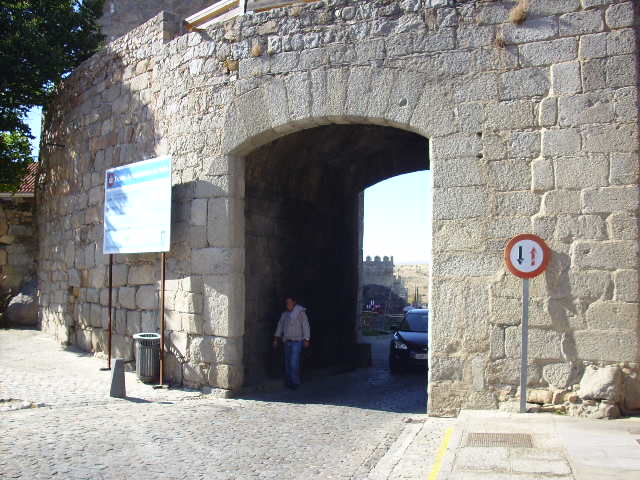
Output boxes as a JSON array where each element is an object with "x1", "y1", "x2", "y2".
[
  {"x1": 159, "y1": 252, "x2": 166, "y2": 385},
  {"x1": 520, "y1": 278, "x2": 530, "y2": 413},
  {"x1": 107, "y1": 254, "x2": 113, "y2": 370}
]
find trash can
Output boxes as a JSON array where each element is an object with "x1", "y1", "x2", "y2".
[{"x1": 133, "y1": 333, "x2": 160, "y2": 383}]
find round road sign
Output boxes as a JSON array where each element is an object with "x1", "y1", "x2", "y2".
[{"x1": 504, "y1": 234, "x2": 551, "y2": 279}]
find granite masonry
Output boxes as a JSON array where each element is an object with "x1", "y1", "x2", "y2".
[{"x1": 38, "y1": 0, "x2": 639, "y2": 416}]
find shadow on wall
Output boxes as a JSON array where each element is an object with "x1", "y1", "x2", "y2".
[{"x1": 37, "y1": 13, "x2": 186, "y2": 381}]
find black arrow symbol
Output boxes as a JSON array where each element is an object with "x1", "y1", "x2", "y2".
[{"x1": 517, "y1": 246, "x2": 524, "y2": 265}]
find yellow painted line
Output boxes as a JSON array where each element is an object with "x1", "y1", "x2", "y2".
[{"x1": 427, "y1": 426, "x2": 455, "y2": 480}]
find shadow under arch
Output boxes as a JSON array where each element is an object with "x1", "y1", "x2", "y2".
[{"x1": 240, "y1": 122, "x2": 430, "y2": 389}]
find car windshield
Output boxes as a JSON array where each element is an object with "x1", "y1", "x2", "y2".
[{"x1": 400, "y1": 312, "x2": 428, "y2": 333}]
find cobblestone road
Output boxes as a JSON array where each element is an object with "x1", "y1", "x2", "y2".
[{"x1": 0, "y1": 329, "x2": 449, "y2": 480}]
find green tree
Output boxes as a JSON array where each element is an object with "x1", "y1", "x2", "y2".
[{"x1": 0, "y1": 0, "x2": 104, "y2": 191}]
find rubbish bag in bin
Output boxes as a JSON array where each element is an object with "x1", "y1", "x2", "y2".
[{"x1": 133, "y1": 333, "x2": 160, "y2": 383}]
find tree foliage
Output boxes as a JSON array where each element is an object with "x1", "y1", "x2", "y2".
[{"x1": 0, "y1": 0, "x2": 104, "y2": 191}]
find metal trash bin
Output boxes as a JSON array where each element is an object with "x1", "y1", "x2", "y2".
[{"x1": 133, "y1": 333, "x2": 160, "y2": 383}]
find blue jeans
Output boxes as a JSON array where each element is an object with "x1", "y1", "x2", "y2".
[{"x1": 284, "y1": 340, "x2": 303, "y2": 387}]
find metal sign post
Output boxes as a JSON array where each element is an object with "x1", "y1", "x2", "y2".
[
  {"x1": 504, "y1": 234, "x2": 551, "y2": 414},
  {"x1": 520, "y1": 278, "x2": 529, "y2": 414}
]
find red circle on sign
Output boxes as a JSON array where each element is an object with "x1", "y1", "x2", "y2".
[{"x1": 504, "y1": 234, "x2": 551, "y2": 279}]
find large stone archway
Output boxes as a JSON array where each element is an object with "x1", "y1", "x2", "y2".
[{"x1": 38, "y1": 1, "x2": 640, "y2": 416}]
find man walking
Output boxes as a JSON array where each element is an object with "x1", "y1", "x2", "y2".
[{"x1": 273, "y1": 297, "x2": 310, "y2": 390}]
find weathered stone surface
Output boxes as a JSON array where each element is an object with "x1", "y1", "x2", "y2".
[
  {"x1": 574, "y1": 330, "x2": 638, "y2": 362},
  {"x1": 543, "y1": 363, "x2": 574, "y2": 389},
  {"x1": 5, "y1": 293, "x2": 37, "y2": 326},
  {"x1": 136, "y1": 285, "x2": 158, "y2": 310},
  {"x1": 528, "y1": 388, "x2": 553, "y2": 405},
  {"x1": 505, "y1": 327, "x2": 562, "y2": 360},
  {"x1": 579, "y1": 365, "x2": 622, "y2": 401}
]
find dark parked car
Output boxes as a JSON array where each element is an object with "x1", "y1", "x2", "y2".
[{"x1": 389, "y1": 308, "x2": 428, "y2": 373}]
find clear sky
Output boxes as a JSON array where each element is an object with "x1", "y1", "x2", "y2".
[
  {"x1": 363, "y1": 170, "x2": 432, "y2": 265},
  {"x1": 26, "y1": 107, "x2": 42, "y2": 156}
]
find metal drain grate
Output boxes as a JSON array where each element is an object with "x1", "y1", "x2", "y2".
[{"x1": 464, "y1": 432, "x2": 534, "y2": 448}]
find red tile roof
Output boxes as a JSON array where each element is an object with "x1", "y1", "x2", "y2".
[{"x1": 17, "y1": 162, "x2": 38, "y2": 194}]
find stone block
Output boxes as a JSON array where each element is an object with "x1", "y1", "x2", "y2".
[
  {"x1": 559, "y1": 10, "x2": 604, "y2": 36},
  {"x1": 433, "y1": 220, "x2": 486, "y2": 251},
  {"x1": 528, "y1": 389, "x2": 553, "y2": 405},
  {"x1": 552, "y1": 62, "x2": 582, "y2": 96},
  {"x1": 136, "y1": 285, "x2": 157, "y2": 310},
  {"x1": 208, "y1": 363, "x2": 243, "y2": 390},
  {"x1": 490, "y1": 327, "x2": 505, "y2": 360},
  {"x1": 613, "y1": 269, "x2": 639, "y2": 302},
  {"x1": 572, "y1": 240, "x2": 639, "y2": 270},
  {"x1": 607, "y1": 211, "x2": 638, "y2": 240},
  {"x1": 191, "y1": 248, "x2": 237, "y2": 275},
  {"x1": 586, "y1": 301, "x2": 638, "y2": 330},
  {"x1": 189, "y1": 335, "x2": 242, "y2": 365},
  {"x1": 606, "y1": 54, "x2": 637, "y2": 88},
  {"x1": 608, "y1": 29, "x2": 636, "y2": 56},
  {"x1": 431, "y1": 133, "x2": 482, "y2": 160},
  {"x1": 485, "y1": 101, "x2": 535, "y2": 130},
  {"x1": 575, "y1": 329, "x2": 638, "y2": 362},
  {"x1": 173, "y1": 291, "x2": 203, "y2": 315},
  {"x1": 529, "y1": 0, "x2": 580, "y2": 15},
  {"x1": 582, "y1": 59, "x2": 608, "y2": 94},
  {"x1": 432, "y1": 187, "x2": 489, "y2": 220},
  {"x1": 502, "y1": 17, "x2": 558, "y2": 44},
  {"x1": 531, "y1": 158, "x2": 554, "y2": 191},
  {"x1": 613, "y1": 87, "x2": 638, "y2": 122},
  {"x1": 505, "y1": 327, "x2": 563, "y2": 360},
  {"x1": 119, "y1": 287, "x2": 137, "y2": 309},
  {"x1": 579, "y1": 365, "x2": 622, "y2": 401},
  {"x1": 579, "y1": 32, "x2": 607, "y2": 60},
  {"x1": 432, "y1": 253, "x2": 501, "y2": 277},
  {"x1": 500, "y1": 68, "x2": 550, "y2": 100},
  {"x1": 167, "y1": 331, "x2": 188, "y2": 360},
  {"x1": 543, "y1": 362, "x2": 574, "y2": 389},
  {"x1": 583, "y1": 123, "x2": 638, "y2": 153},
  {"x1": 128, "y1": 264, "x2": 155, "y2": 285},
  {"x1": 487, "y1": 359, "x2": 540, "y2": 386},
  {"x1": 509, "y1": 131, "x2": 541, "y2": 159},
  {"x1": 487, "y1": 159, "x2": 531, "y2": 191},
  {"x1": 568, "y1": 269, "x2": 610, "y2": 298},
  {"x1": 489, "y1": 217, "x2": 531, "y2": 239},
  {"x1": 140, "y1": 310, "x2": 158, "y2": 332},
  {"x1": 541, "y1": 128, "x2": 581, "y2": 156},
  {"x1": 490, "y1": 296, "x2": 521, "y2": 326},
  {"x1": 88, "y1": 303, "x2": 102, "y2": 328},
  {"x1": 203, "y1": 274, "x2": 244, "y2": 337},
  {"x1": 191, "y1": 198, "x2": 207, "y2": 226},
  {"x1": 432, "y1": 158, "x2": 483, "y2": 187},
  {"x1": 554, "y1": 155, "x2": 608, "y2": 189},
  {"x1": 581, "y1": 186, "x2": 640, "y2": 213},
  {"x1": 559, "y1": 93, "x2": 612, "y2": 127},
  {"x1": 453, "y1": 73, "x2": 498, "y2": 103},
  {"x1": 126, "y1": 310, "x2": 141, "y2": 336},
  {"x1": 605, "y1": 2, "x2": 634, "y2": 29},
  {"x1": 112, "y1": 264, "x2": 128, "y2": 287},
  {"x1": 519, "y1": 38, "x2": 577, "y2": 67},
  {"x1": 495, "y1": 191, "x2": 540, "y2": 217},
  {"x1": 207, "y1": 197, "x2": 233, "y2": 247},
  {"x1": 430, "y1": 356, "x2": 463, "y2": 382}
]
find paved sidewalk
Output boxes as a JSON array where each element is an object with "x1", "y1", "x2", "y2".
[{"x1": 379, "y1": 409, "x2": 640, "y2": 480}]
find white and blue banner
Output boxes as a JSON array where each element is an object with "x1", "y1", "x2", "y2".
[{"x1": 103, "y1": 156, "x2": 172, "y2": 254}]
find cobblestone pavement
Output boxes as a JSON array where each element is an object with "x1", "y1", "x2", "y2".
[{"x1": 0, "y1": 329, "x2": 449, "y2": 479}]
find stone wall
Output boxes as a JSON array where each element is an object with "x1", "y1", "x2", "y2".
[
  {"x1": 99, "y1": 0, "x2": 211, "y2": 42},
  {"x1": 39, "y1": 0, "x2": 640, "y2": 415},
  {"x1": 395, "y1": 264, "x2": 430, "y2": 306},
  {"x1": 0, "y1": 197, "x2": 37, "y2": 298}
]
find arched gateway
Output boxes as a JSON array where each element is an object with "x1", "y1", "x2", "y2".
[{"x1": 38, "y1": 0, "x2": 640, "y2": 416}]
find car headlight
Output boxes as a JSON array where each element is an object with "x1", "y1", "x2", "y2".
[{"x1": 393, "y1": 339, "x2": 408, "y2": 350}]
